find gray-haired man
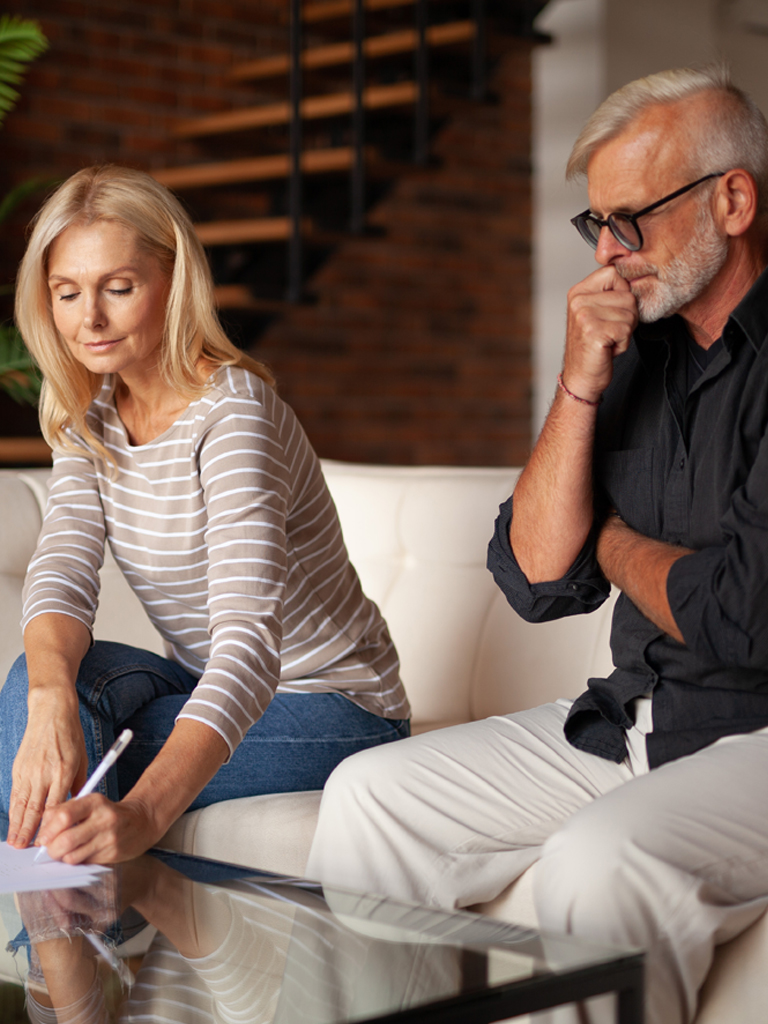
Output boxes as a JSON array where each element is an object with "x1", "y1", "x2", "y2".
[{"x1": 308, "y1": 66, "x2": 768, "y2": 1024}]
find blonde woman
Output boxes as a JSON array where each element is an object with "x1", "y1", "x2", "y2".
[{"x1": 0, "y1": 165, "x2": 409, "y2": 864}]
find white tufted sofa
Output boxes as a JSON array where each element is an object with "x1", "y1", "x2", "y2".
[{"x1": 0, "y1": 461, "x2": 764, "y2": 1020}]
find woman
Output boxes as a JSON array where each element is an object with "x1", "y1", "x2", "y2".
[{"x1": 0, "y1": 165, "x2": 409, "y2": 864}]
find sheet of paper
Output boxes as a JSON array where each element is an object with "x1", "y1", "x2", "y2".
[{"x1": 0, "y1": 842, "x2": 109, "y2": 894}]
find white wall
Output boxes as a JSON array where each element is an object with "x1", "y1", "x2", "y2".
[
  {"x1": 531, "y1": 0, "x2": 768, "y2": 438},
  {"x1": 532, "y1": 0, "x2": 605, "y2": 434}
]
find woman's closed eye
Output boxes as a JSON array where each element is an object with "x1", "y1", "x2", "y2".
[{"x1": 55, "y1": 286, "x2": 132, "y2": 301}]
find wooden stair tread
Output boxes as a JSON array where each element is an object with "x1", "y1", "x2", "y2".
[
  {"x1": 194, "y1": 217, "x2": 311, "y2": 245},
  {"x1": 214, "y1": 285, "x2": 290, "y2": 312},
  {"x1": 229, "y1": 21, "x2": 475, "y2": 82},
  {"x1": 172, "y1": 81, "x2": 418, "y2": 139},
  {"x1": 304, "y1": 0, "x2": 422, "y2": 23},
  {"x1": 154, "y1": 147, "x2": 359, "y2": 190},
  {"x1": 0, "y1": 437, "x2": 52, "y2": 465}
]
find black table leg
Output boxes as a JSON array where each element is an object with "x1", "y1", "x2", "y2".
[{"x1": 617, "y1": 965, "x2": 644, "y2": 1024}]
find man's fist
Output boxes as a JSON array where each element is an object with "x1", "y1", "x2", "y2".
[{"x1": 563, "y1": 266, "x2": 639, "y2": 403}]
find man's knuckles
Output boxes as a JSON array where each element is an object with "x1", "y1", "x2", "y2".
[{"x1": 570, "y1": 287, "x2": 637, "y2": 315}]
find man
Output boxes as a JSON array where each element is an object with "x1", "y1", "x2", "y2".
[{"x1": 306, "y1": 66, "x2": 768, "y2": 1024}]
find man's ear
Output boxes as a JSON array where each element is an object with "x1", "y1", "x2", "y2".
[{"x1": 716, "y1": 169, "x2": 759, "y2": 237}]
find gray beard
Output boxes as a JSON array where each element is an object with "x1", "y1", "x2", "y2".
[{"x1": 616, "y1": 209, "x2": 729, "y2": 323}]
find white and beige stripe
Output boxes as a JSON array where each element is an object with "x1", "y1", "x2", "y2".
[{"x1": 22, "y1": 367, "x2": 407, "y2": 756}]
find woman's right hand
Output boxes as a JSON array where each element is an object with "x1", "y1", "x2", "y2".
[{"x1": 8, "y1": 688, "x2": 89, "y2": 850}]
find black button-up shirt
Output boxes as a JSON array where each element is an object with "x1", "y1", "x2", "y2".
[{"x1": 488, "y1": 266, "x2": 768, "y2": 769}]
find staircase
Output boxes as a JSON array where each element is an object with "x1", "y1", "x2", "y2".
[{"x1": 150, "y1": 0, "x2": 546, "y2": 312}]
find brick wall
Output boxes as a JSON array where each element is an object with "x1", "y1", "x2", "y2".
[
  {"x1": 0, "y1": 0, "x2": 289, "y2": 285},
  {"x1": 1, "y1": 2, "x2": 533, "y2": 466},
  {"x1": 256, "y1": 45, "x2": 533, "y2": 465}
]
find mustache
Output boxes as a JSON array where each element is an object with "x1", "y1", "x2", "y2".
[{"x1": 614, "y1": 259, "x2": 660, "y2": 281}]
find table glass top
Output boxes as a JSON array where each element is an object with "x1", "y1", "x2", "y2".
[{"x1": 0, "y1": 849, "x2": 639, "y2": 1023}]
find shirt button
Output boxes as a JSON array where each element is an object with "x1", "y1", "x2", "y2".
[
  {"x1": 679, "y1": 457, "x2": 685, "y2": 470},
  {"x1": 569, "y1": 583, "x2": 578, "y2": 591}
]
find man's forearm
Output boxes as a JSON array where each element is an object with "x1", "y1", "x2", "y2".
[
  {"x1": 510, "y1": 391, "x2": 598, "y2": 583},
  {"x1": 512, "y1": 263, "x2": 639, "y2": 584},
  {"x1": 597, "y1": 516, "x2": 692, "y2": 643}
]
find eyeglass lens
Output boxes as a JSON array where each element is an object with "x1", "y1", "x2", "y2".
[{"x1": 577, "y1": 213, "x2": 641, "y2": 251}]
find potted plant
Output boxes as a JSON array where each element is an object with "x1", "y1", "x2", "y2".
[{"x1": 0, "y1": 14, "x2": 48, "y2": 460}]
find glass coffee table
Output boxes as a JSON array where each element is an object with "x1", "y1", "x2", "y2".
[{"x1": 0, "y1": 849, "x2": 643, "y2": 1023}]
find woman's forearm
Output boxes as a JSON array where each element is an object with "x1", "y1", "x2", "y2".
[
  {"x1": 8, "y1": 615, "x2": 92, "y2": 847},
  {"x1": 24, "y1": 613, "x2": 91, "y2": 696},
  {"x1": 122, "y1": 719, "x2": 231, "y2": 841}
]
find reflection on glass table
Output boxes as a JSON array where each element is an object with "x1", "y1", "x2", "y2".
[{"x1": 1, "y1": 850, "x2": 644, "y2": 1024}]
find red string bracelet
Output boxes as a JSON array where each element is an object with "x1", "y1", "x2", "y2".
[{"x1": 557, "y1": 373, "x2": 601, "y2": 407}]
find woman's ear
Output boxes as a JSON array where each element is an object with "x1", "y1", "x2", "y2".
[{"x1": 716, "y1": 169, "x2": 759, "y2": 238}]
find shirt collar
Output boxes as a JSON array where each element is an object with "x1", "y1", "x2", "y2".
[{"x1": 728, "y1": 264, "x2": 768, "y2": 354}]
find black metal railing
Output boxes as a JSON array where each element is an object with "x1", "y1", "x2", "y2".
[
  {"x1": 286, "y1": 0, "x2": 490, "y2": 301},
  {"x1": 351, "y1": 0, "x2": 366, "y2": 232},
  {"x1": 287, "y1": 0, "x2": 303, "y2": 303}
]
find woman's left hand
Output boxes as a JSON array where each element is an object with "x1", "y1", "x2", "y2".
[{"x1": 36, "y1": 794, "x2": 160, "y2": 865}]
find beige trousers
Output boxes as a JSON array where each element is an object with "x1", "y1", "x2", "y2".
[{"x1": 306, "y1": 700, "x2": 768, "y2": 1024}]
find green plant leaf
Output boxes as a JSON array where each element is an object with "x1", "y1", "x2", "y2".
[
  {"x1": 0, "y1": 176, "x2": 57, "y2": 226},
  {"x1": 0, "y1": 15, "x2": 48, "y2": 126},
  {"x1": 0, "y1": 323, "x2": 41, "y2": 406}
]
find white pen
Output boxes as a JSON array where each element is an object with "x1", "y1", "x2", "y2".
[{"x1": 34, "y1": 729, "x2": 133, "y2": 863}]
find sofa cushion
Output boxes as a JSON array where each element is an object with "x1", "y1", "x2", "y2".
[
  {"x1": 321, "y1": 462, "x2": 523, "y2": 730},
  {"x1": 0, "y1": 474, "x2": 46, "y2": 683},
  {"x1": 471, "y1": 588, "x2": 618, "y2": 718},
  {"x1": 159, "y1": 790, "x2": 322, "y2": 877}
]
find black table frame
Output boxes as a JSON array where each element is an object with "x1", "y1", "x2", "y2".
[
  {"x1": 142, "y1": 851, "x2": 644, "y2": 1024},
  {"x1": 143, "y1": 851, "x2": 644, "y2": 1024},
  {"x1": 359, "y1": 949, "x2": 644, "y2": 1024}
]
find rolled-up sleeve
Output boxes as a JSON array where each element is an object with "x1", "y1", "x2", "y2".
[
  {"x1": 487, "y1": 495, "x2": 611, "y2": 623},
  {"x1": 668, "y1": 441, "x2": 768, "y2": 670}
]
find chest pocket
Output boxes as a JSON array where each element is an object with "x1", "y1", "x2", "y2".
[{"x1": 598, "y1": 448, "x2": 659, "y2": 538}]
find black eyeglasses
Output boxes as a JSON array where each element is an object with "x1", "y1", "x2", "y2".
[{"x1": 570, "y1": 172, "x2": 725, "y2": 251}]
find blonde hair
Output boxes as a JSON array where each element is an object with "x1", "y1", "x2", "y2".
[
  {"x1": 567, "y1": 64, "x2": 768, "y2": 214},
  {"x1": 15, "y1": 164, "x2": 275, "y2": 463}
]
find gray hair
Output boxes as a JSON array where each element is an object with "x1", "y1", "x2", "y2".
[{"x1": 567, "y1": 65, "x2": 768, "y2": 214}]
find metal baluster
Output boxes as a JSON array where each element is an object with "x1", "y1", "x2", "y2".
[
  {"x1": 350, "y1": 0, "x2": 365, "y2": 232},
  {"x1": 471, "y1": 0, "x2": 486, "y2": 100},
  {"x1": 414, "y1": 0, "x2": 428, "y2": 163},
  {"x1": 287, "y1": 0, "x2": 303, "y2": 302}
]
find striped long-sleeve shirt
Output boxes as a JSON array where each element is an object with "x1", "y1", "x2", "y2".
[{"x1": 22, "y1": 366, "x2": 408, "y2": 756}]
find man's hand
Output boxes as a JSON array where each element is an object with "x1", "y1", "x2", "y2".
[
  {"x1": 564, "y1": 265, "x2": 639, "y2": 403},
  {"x1": 8, "y1": 691, "x2": 89, "y2": 850}
]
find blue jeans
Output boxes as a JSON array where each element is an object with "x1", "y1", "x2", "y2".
[{"x1": 0, "y1": 641, "x2": 410, "y2": 823}]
